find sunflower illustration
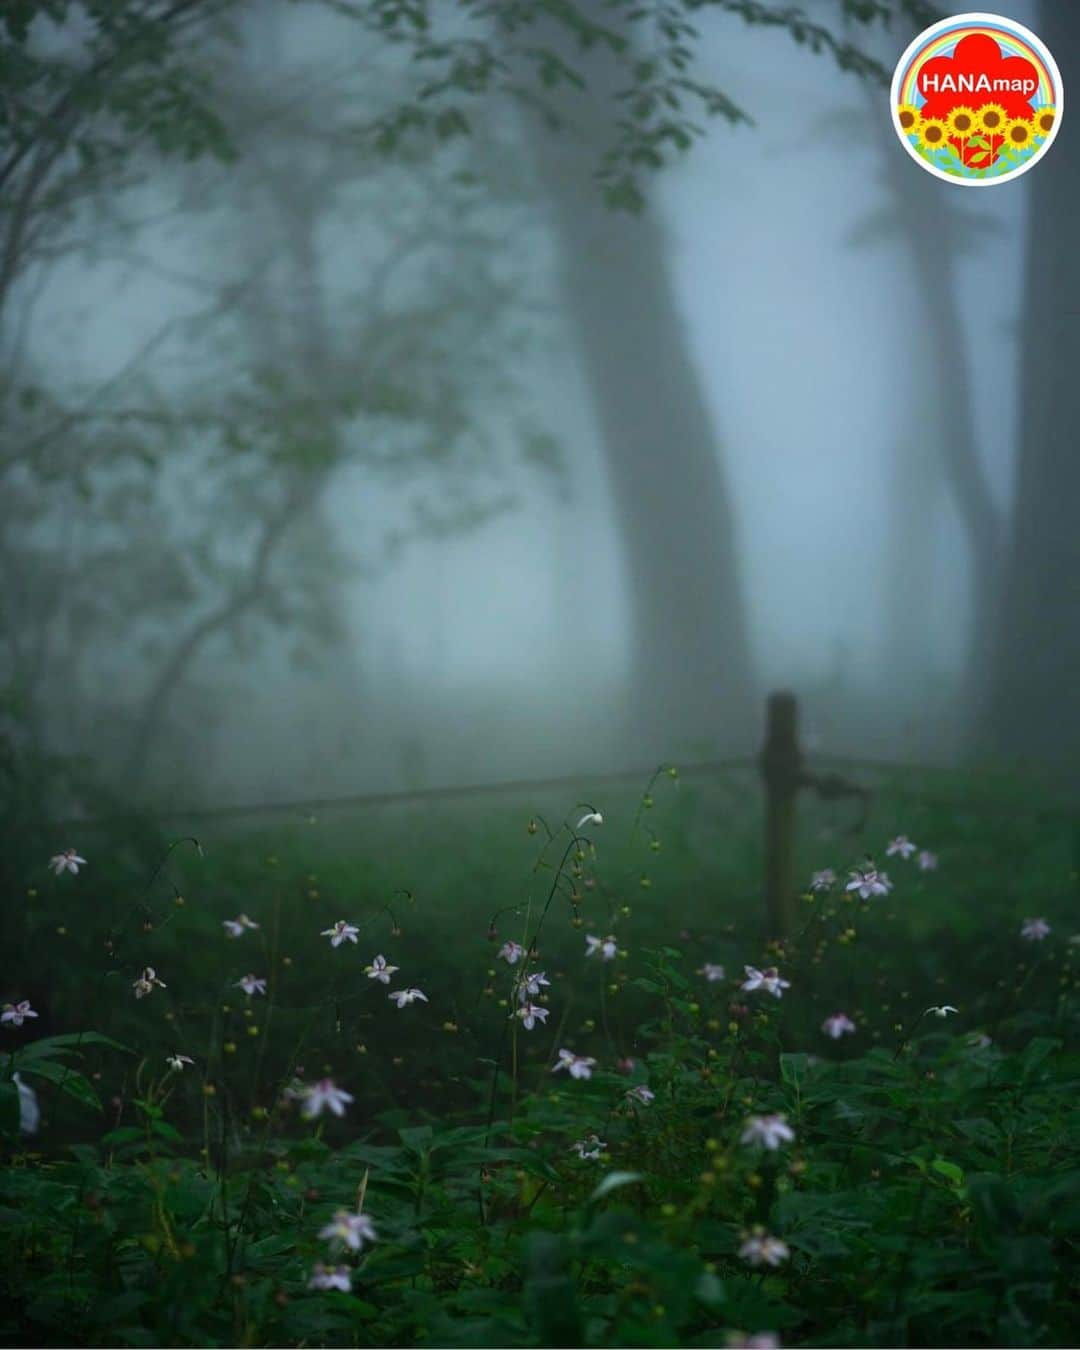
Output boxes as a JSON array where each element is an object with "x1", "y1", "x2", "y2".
[
  {"x1": 916, "y1": 118, "x2": 949, "y2": 152},
  {"x1": 896, "y1": 103, "x2": 921, "y2": 133},
  {"x1": 1034, "y1": 105, "x2": 1056, "y2": 137},
  {"x1": 977, "y1": 102, "x2": 1008, "y2": 135},
  {"x1": 945, "y1": 105, "x2": 978, "y2": 138},
  {"x1": 1004, "y1": 117, "x2": 1034, "y2": 149}
]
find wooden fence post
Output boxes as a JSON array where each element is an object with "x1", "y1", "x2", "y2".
[{"x1": 760, "y1": 691, "x2": 803, "y2": 940}]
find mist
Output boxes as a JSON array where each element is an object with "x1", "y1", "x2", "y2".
[{"x1": 2, "y1": 0, "x2": 1069, "y2": 815}]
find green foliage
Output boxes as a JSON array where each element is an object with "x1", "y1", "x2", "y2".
[{"x1": 1, "y1": 770, "x2": 1078, "y2": 1346}]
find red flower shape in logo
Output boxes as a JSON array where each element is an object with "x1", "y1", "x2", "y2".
[
  {"x1": 917, "y1": 33, "x2": 1037, "y2": 166},
  {"x1": 918, "y1": 33, "x2": 1037, "y2": 118}
]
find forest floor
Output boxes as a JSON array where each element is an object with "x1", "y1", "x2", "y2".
[{"x1": 2, "y1": 766, "x2": 1079, "y2": 1347}]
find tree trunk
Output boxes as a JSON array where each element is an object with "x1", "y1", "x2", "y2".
[
  {"x1": 984, "y1": 3, "x2": 1080, "y2": 780},
  {"x1": 520, "y1": 10, "x2": 756, "y2": 758}
]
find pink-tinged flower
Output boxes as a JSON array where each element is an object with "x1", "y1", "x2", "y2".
[
  {"x1": 728, "y1": 1334, "x2": 780, "y2": 1349},
  {"x1": 1, "y1": 1000, "x2": 38, "y2": 1028},
  {"x1": 49, "y1": 849, "x2": 86, "y2": 876},
  {"x1": 13, "y1": 1073, "x2": 39, "y2": 1135},
  {"x1": 519, "y1": 970, "x2": 550, "y2": 999},
  {"x1": 388, "y1": 988, "x2": 427, "y2": 1007},
  {"x1": 616, "y1": 1056, "x2": 637, "y2": 1075},
  {"x1": 822, "y1": 1012, "x2": 856, "y2": 1040},
  {"x1": 223, "y1": 913, "x2": 259, "y2": 938},
  {"x1": 1020, "y1": 918, "x2": 1051, "y2": 942},
  {"x1": 364, "y1": 954, "x2": 399, "y2": 984},
  {"x1": 236, "y1": 974, "x2": 267, "y2": 997},
  {"x1": 134, "y1": 967, "x2": 166, "y2": 999},
  {"x1": 738, "y1": 1229, "x2": 790, "y2": 1267},
  {"x1": 571, "y1": 1133, "x2": 605, "y2": 1159},
  {"x1": 576, "y1": 810, "x2": 603, "y2": 830},
  {"x1": 845, "y1": 867, "x2": 893, "y2": 900},
  {"x1": 516, "y1": 1002, "x2": 549, "y2": 1030},
  {"x1": 698, "y1": 963, "x2": 726, "y2": 982},
  {"x1": 809, "y1": 869, "x2": 836, "y2": 892},
  {"x1": 740, "y1": 1113, "x2": 795, "y2": 1151},
  {"x1": 301, "y1": 1078, "x2": 355, "y2": 1119},
  {"x1": 625, "y1": 1085, "x2": 655, "y2": 1106},
  {"x1": 321, "y1": 920, "x2": 359, "y2": 948},
  {"x1": 318, "y1": 1209, "x2": 377, "y2": 1251},
  {"x1": 165, "y1": 1053, "x2": 194, "y2": 1071},
  {"x1": 553, "y1": 1049, "x2": 596, "y2": 1080},
  {"x1": 585, "y1": 934, "x2": 618, "y2": 961},
  {"x1": 497, "y1": 940, "x2": 525, "y2": 965},
  {"x1": 741, "y1": 965, "x2": 790, "y2": 999},
  {"x1": 308, "y1": 1262, "x2": 352, "y2": 1292},
  {"x1": 886, "y1": 836, "x2": 917, "y2": 860},
  {"x1": 916, "y1": 850, "x2": 938, "y2": 871}
]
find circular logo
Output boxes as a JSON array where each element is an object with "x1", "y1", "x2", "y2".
[{"x1": 891, "y1": 12, "x2": 1062, "y2": 185}]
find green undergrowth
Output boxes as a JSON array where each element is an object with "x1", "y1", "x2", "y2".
[{"x1": 2, "y1": 766, "x2": 1078, "y2": 1347}]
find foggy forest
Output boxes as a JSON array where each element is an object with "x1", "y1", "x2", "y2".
[{"x1": 1, "y1": 1, "x2": 1078, "y2": 1346}]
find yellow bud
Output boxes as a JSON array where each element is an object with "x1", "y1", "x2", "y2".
[
  {"x1": 224, "y1": 1042, "x2": 237, "y2": 1054},
  {"x1": 660, "y1": 1203, "x2": 677, "y2": 1217},
  {"x1": 248, "y1": 1025, "x2": 259, "y2": 1036}
]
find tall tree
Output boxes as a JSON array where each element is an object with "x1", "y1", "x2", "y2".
[
  {"x1": 984, "y1": 1, "x2": 1079, "y2": 780},
  {"x1": 520, "y1": 5, "x2": 756, "y2": 758}
]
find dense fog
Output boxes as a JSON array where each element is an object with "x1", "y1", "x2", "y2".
[{"x1": 3, "y1": 0, "x2": 1075, "y2": 813}]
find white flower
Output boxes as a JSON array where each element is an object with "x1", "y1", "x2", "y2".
[
  {"x1": 926, "y1": 1004, "x2": 958, "y2": 1018},
  {"x1": 308, "y1": 1262, "x2": 352, "y2": 1292},
  {"x1": 236, "y1": 974, "x2": 267, "y2": 997},
  {"x1": 625, "y1": 1085, "x2": 655, "y2": 1106},
  {"x1": 741, "y1": 965, "x2": 790, "y2": 999},
  {"x1": 822, "y1": 1012, "x2": 857, "y2": 1040},
  {"x1": 519, "y1": 970, "x2": 551, "y2": 999},
  {"x1": 1, "y1": 1000, "x2": 39, "y2": 1028},
  {"x1": 585, "y1": 934, "x2": 618, "y2": 961},
  {"x1": 223, "y1": 914, "x2": 259, "y2": 938},
  {"x1": 516, "y1": 1002, "x2": 549, "y2": 1030},
  {"x1": 576, "y1": 811, "x2": 603, "y2": 830},
  {"x1": 497, "y1": 940, "x2": 525, "y2": 965},
  {"x1": 740, "y1": 1113, "x2": 795, "y2": 1151},
  {"x1": 321, "y1": 920, "x2": 360, "y2": 948},
  {"x1": 49, "y1": 849, "x2": 86, "y2": 876},
  {"x1": 886, "y1": 836, "x2": 917, "y2": 860},
  {"x1": 1020, "y1": 918, "x2": 1051, "y2": 942},
  {"x1": 388, "y1": 988, "x2": 427, "y2": 1007},
  {"x1": 728, "y1": 1334, "x2": 780, "y2": 1349},
  {"x1": 698, "y1": 963, "x2": 726, "y2": 982},
  {"x1": 134, "y1": 967, "x2": 167, "y2": 999},
  {"x1": 809, "y1": 869, "x2": 835, "y2": 892},
  {"x1": 571, "y1": 1133, "x2": 605, "y2": 1159},
  {"x1": 738, "y1": 1230, "x2": 790, "y2": 1267},
  {"x1": 301, "y1": 1078, "x2": 355, "y2": 1119},
  {"x1": 364, "y1": 954, "x2": 399, "y2": 983},
  {"x1": 13, "y1": 1073, "x2": 39, "y2": 1135},
  {"x1": 166, "y1": 1053, "x2": 194, "y2": 1071},
  {"x1": 966, "y1": 1032, "x2": 992, "y2": 1050},
  {"x1": 553, "y1": 1049, "x2": 596, "y2": 1080},
  {"x1": 916, "y1": 850, "x2": 938, "y2": 871},
  {"x1": 318, "y1": 1209, "x2": 377, "y2": 1251},
  {"x1": 845, "y1": 867, "x2": 893, "y2": 900}
]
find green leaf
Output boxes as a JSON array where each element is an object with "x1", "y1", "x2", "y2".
[
  {"x1": 20, "y1": 1032, "x2": 132, "y2": 1060},
  {"x1": 17, "y1": 1059, "x2": 102, "y2": 1113},
  {"x1": 930, "y1": 1158, "x2": 965, "y2": 1188}
]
